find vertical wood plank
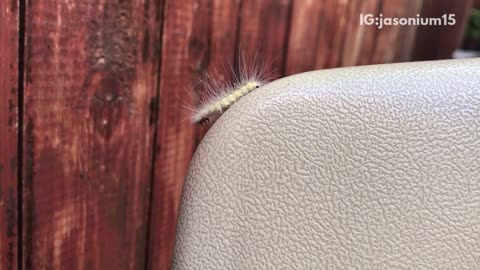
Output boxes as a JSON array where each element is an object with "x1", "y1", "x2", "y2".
[
  {"x1": 237, "y1": 0, "x2": 292, "y2": 77},
  {"x1": 22, "y1": 0, "x2": 162, "y2": 269},
  {"x1": 342, "y1": 0, "x2": 424, "y2": 66},
  {"x1": 285, "y1": 0, "x2": 324, "y2": 74},
  {"x1": 0, "y1": 0, "x2": 19, "y2": 269},
  {"x1": 147, "y1": 0, "x2": 240, "y2": 269},
  {"x1": 315, "y1": 0, "x2": 356, "y2": 68},
  {"x1": 286, "y1": 0, "x2": 426, "y2": 75},
  {"x1": 339, "y1": 0, "x2": 382, "y2": 67},
  {"x1": 411, "y1": 0, "x2": 472, "y2": 60},
  {"x1": 286, "y1": 0, "x2": 357, "y2": 74},
  {"x1": 371, "y1": 0, "x2": 424, "y2": 63}
]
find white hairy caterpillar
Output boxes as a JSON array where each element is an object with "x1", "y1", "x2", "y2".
[{"x1": 190, "y1": 52, "x2": 276, "y2": 124}]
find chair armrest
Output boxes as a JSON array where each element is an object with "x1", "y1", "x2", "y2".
[{"x1": 173, "y1": 58, "x2": 480, "y2": 269}]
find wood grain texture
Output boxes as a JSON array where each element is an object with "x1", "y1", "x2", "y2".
[
  {"x1": 286, "y1": 0, "x2": 425, "y2": 74},
  {"x1": 9, "y1": 1, "x2": 473, "y2": 269},
  {"x1": 342, "y1": 0, "x2": 423, "y2": 66},
  {"x1": 286, "y1": 0, "x2": 349, "y2": 74},
  {"x1": 147, "y1": 0, "x2": 240, "y2": 269},
  {"x1": 237, "y1": 0, "x2": 291, "y2": 77},
  {"x1": 370, "y1": 0, "x2": 423, "y2": 63},
  {"x1": 0, "y1": 0, "x2": 19, "y2": 269},
  {"x1": 22, "y1": 0, "x2": 162, "y2": 269},
  {"x1": 412, "y1": 0, "x2": 472, "y2": 60}
]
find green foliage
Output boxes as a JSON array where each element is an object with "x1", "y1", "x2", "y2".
[{"x1": 467, "y1": 9, "x2": 480, "y2": 40}]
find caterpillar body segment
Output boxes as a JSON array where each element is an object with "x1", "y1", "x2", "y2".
[{"x1": 192, "y1": 81, "x2": 262, "y2": 124}]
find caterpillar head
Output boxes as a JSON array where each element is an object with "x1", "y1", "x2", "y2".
[{"x1": 245, "y1": 81, "x2": 261, "y2": 91}]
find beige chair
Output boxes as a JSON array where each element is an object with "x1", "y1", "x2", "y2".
[{"x1": 173, "y1": 58, "x2": 480, "y2": 269}]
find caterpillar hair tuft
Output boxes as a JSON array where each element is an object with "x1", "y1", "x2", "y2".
[{"x1": 190, "y1": 52, "x2": 277, "y2": 124}]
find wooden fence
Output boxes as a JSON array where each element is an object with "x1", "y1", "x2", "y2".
[{"x1": 0, "y1": 0, "x2": 472, "y2": 269}]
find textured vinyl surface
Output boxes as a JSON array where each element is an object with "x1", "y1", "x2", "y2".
[{"x1": 173, "y1": 58, "x2": 480, "y2": 269}]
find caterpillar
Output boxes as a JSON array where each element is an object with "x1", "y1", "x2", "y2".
[
  {"x1": 190, "y1": 53, "x2": 276, "y2": 124},
  {"x1": 192, "y1": 81, "x2": 261, "y2": 124}
]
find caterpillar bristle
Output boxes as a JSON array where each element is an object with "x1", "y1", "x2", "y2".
[{"x1": 190, "y1": 51, "x2": 277, "y2": 125}]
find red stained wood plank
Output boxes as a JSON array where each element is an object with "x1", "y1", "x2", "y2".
[
  {"x1": 22, "y1": 0, "x2": 162, "y2": 269},
  {"x1": 237, "y1": 0, "x2": 292, "y2": 77},
  {"x1": 339, "y1": 0, "x2": 382, "y2": 67},
  {"x1": 370, "y1": 0, "x2": 423, "y2": 63},
  {"x1": 286, "y1": 0, "x2": 347, "y2": 75},
  {"x1": 286, "y1": 0, "x2": 354, "y2": 74},
  {"x1": 286, "y1": 0, "x2": 426, "y2": 74},
  {"x1": 147, "y1": 0, "x2": 240, "y2": 269},
  {"x1": 342, "y1": 0, "x2": 423, "y2": 66},
  {"x1": 0, "y1": 1, "x2": 19, "y2": 269}
]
